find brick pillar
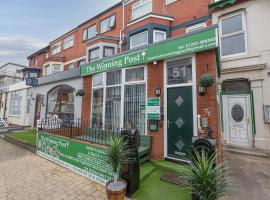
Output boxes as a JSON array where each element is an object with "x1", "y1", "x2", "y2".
[{"x1": 81, "y1": 76, "x2": 92, "y2": 121}]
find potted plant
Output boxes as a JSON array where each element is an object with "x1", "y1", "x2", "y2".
[
  {"x1": 76, "y1": 89, "x2": 85, "y2": 96},
  {"x1": 106, "y1": 135, "x2": 133, "y2": 200},
  {"x1": 182, "y1": 150, "x2": 234, "y2": 200},
  {"x1": 200, "y1": 74, "x2": 214, "y2": 88}
]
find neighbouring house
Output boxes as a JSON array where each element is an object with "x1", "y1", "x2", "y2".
[
  {"x1": 0, "y1": 63, "x2": 26, "y2": 119},
  {"x1": 28, "y1": 0, "x2": 221, "y2": 161},
  {"x1": 210, "y1": 0, "x2": 270, "y2": 150}
]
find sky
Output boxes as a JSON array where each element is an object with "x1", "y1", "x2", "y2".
[{"x1": 0, "y1": 0, "x2": 121, "y2": 67}]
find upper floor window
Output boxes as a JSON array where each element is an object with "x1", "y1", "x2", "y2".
[
  {"x1": 63, "y1": 35, "x2": 74, "y2": 50},
  {"x1": 130, "y1": 31, "x2": 148, "y2": 49},
  {"x1": 83, "y1": 25, "x2": 97, "y2": 41},
  {"x1": 103, "y1": 46, "x2": 115, "y2": 57},
  {"x1": 34, "y1": 58, "x2": 38, "y2": 66},
  {"x1": 67, "y1": 63, "x2": 74, "y2": 70},
  {"x1": 219, "y1": 12, "x2": 247, "y2": 57},
  {"x1": 132, "y1": 0, "x2": 152, "y2": 20},
  {"x1": 100, "y1": 15, "x2": 116, "y2": 33},
  {"x1": 186, "y1": 22, "x2": 207, "y2": 33},
  {"x1": 88, "y1": 48, "x2": 100, "y2": 62},
  {"x1": 78, "y1": 59, "x2": 85, "y2": 66},
  {"x1": 44, "y1": 65, "x2": 50, "y2": 76},
  {"x1": 52, "y1": 41, "x2": 61, "y2": 55},
  {"x1": 52, "y1": 64, "x2": 61, "y2": 74},
  {"x1": 166, "y1": 0, "x2": 177, "y2": 5},
  {"x1": 153, "y1": 30, "x2": 166, "y2": 43},
  {"x1": 45, "y1": 52, "x2": 49, "y2": 59}
]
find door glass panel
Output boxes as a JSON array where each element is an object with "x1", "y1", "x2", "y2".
[
  {"x1": 124, "y1": 84, "x2": 146, "y2": 135},
  {"x1": 231, "y1": 104, "x2": 244, "y2": 123},
  {"x1": 167, "y1": 58, "x2": 192, "y2": 85}
]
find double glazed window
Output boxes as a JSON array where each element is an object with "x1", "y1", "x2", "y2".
[
  {"x1": 91, "y1": 67, "x2": 146, "y2": 134},
  {"x1": 130, "y1": 31, "x2": 148, "y2": 49},
  {"x1": 52, "y1": 42, "x2": 61, "y2": 55},
  {"x1": 88, "y1": 48, "x2": 100, "y2": 62},
  {"x1": 186, "y1": 22, "x2": 207, "y2": 33},
  {"x1": 103, "y1": 47, "x2": 114, "y2": 57},
  {"x1": 9, "y1": 90, "x2": 22, "y2": 116},
  {"x1": 219, "y1": 12, "x2": 247, "y2": 57},
  {"x1": 67, "y1": 63, "x2": 74, "y2": 70},
  {"x1": 153, "y1": 30, "x2": 166, "y2": 43},
  {"x1": 52, "y1": 64, "x2": 61, "y2": 74},
  {"x1": 132, "y1": 0, "x2": 152, "y2": 20},
  {"x1": 63, "y1": 35, "x2": 74, "y2": 50},
  {"x1": 100, "y1": 15, "x2": 116, "y2": 33},
  {"x1": 83, "y1": 25, "x2": 97, "y2": 41}
]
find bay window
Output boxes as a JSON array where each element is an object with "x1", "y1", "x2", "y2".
[
  {"x1": 153, "y1": 30, "x2": 166, "y2": 43},
  {"x1": 130, "y1": 31, "x2": 148, "y2": 49},
  {"x1": 219, "y1": 12, "x2": 247, "y2": 57},
  {"x1": 91, "y1": 67, "x2": 146, "y2": 134},
  {"x1": 132, "y1": 0, "x2": 152, "y2": 20},
  {"x1": 88, "y1": 48, "x2": 100, "y2": 62},
  {"x1": 52, "y1": 64, "x2": 61, "y2": 74}
]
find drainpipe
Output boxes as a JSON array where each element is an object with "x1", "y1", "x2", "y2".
[{"x1": 119, "y1": 0, "x2": 127, "y2": 52}]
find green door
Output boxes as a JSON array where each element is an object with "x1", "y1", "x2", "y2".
[{"x1": 167, "y1": 86, "x2": 193, "y2": 159}]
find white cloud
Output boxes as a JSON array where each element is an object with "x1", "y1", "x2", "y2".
[{"x1": 0, "y1": 36, "x2": 47, "y2": 66}]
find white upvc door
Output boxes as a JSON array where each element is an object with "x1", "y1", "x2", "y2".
[{"x1": 223, "y1": 95, "x2": 252, "y2": 147}]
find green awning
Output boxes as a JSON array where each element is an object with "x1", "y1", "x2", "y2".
[{"x1": 209, "y1": 0, "x2": 237, "y2": 10}]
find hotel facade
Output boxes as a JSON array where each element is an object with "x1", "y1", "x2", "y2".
[{"x1": 27, "y1": 0, "x2": 222, "y2": 161}]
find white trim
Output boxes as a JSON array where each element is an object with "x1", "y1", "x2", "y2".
[
  {"x1": 86, "y1": 42, "x2": 118, "y2": 62},
  {"x1": 163, "y1": 55, "x2": 197, "y2": 160},
  {"x1": 186, "y1": 22, "x2": 207, "y2": 33},
  {"x1": 218, "y1": 10, "x2": 248, "y2": 59},
  {"x1": 166, "y1": 0, "x2": 177, "y2": 5},
  {"x1": 42, "y1": 62, "x2": 64, "y2": 76},
  {"x1": 127, "y1": 14, "x2": 174, "y2": 27},
  {"x1": 132, "y1": 0, "x2": 152, "y2": 20},
  {"x1": 130, "y1": 31, "x2": 148, "y2": 49},
  {"x1": 153, "y1": 30, "x2": 167, "y2": 43},
  {"x1": 64, "y1": 56, "x2": 86, "y2": 65}
]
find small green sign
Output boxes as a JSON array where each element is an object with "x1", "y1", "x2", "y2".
[
  {"x1": 36, "y1": 132, "x2": 113, "y2": 185},
  {"x1": 147, "y1": 97, "x2": 161, "y2": 120},
  {"x1": 81, "y1": 28, "x2": 217, "y2": 76}
]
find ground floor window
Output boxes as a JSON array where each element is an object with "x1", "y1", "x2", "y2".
[
  {"x1": 47, "y1": 85, "x2": 75, "y2": 121},
  {"x1": 91, "y1": 67, "x2": 146, "y2": 134},
  {"x1": 9, "y1": 90, "x2": 22, "y2": 116}
]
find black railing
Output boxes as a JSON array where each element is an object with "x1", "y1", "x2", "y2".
[{"x1": 38, "y1": 118, "x2": 121, "y2": 146}]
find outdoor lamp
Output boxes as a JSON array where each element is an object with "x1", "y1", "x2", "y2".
[
  {"x1": 155, "y1": 86, "x2": 162, "y2": 97},
  {"x1": 198, "y1": 85, "x2": 206, "y2": 96}
]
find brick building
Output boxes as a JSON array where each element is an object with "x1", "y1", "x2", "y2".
[{"x1": 28, "y1": 0, "x2": 220, "y2": 161}]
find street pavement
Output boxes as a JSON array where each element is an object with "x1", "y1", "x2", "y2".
[
  {"x1": 220, "y1": 151, "x2": 270, "y2": 200},
  {"x1": 0, "y1": 138, "x2": 108, "y2": 200}
]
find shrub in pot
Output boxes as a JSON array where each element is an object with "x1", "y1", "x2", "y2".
[
  {"x1": 106, "y1": 135, "x2": 133, "y2": 200},
  {"x1": 200, "y1": 74, "x2": 214, "y2": 88},
  {"x1": 183, "y1": 150, "x2": 234, "y2": 200},
  {"x1": 76, "y1": 89, "x2": 85, "y2": 96}
]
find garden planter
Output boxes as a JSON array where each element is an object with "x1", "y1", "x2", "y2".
[{"x1": 106, "y1": 179, "x2": 127, "y2": 200}]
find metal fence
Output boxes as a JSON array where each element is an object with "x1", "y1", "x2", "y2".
[{"x1": 37, "y1": 118, "x2": 121, "y2": 145}]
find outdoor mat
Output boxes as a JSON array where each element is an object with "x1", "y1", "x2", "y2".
[{"x1": 160, "y1": 171, "x2": 188, "y2": 187}]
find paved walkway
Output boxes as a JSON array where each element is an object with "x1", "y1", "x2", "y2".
[
  {"x1": 0, "y1": 139, "x2": 107, "y2": 200},
  {"x1": 221, "y1": 151, "x2": 270, "y2": 200}
]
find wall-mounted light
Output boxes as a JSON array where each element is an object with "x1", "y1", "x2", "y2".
[
  {"x1": 153, "y1": 61, "x2": 158, "y2": 65},
  {"x1": 198, "y1": 85, "x2": 206, "y2": 96},
  {"x1": 155, "y1": 86, "x2": 162, "y2": 97}
]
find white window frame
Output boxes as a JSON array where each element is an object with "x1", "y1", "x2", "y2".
[
  {"x1": 166, "y1": 0, "x2": 177, "y2": 5},
  {"x1": 9, "y1": 90, "x2": 23, "y2": 116},
  {"x1": 63, "y1": 35, "x2": 74, "y2": 50},
  {"x1": 67, "y1": 63, "x2": 75, "y2": 70},
  {"x1": 100, "y1": 15, "x2": 116, "y2": 33},
  {"x1": 44, "y1": 65, "x2": 50, "y2": 76},
  {"x1": 218, "y1": 11, "x2": 247, "y2": 58},
  {"x1": 132, "y1": 0, "x2": 152, "y2": 20},
  {"x1": 186, "y1": 22, "x2": 207, "y2": 33},
  {"x1": 130, "y1": 31, "x2": 149, "y2": 49},
  {"x1": 90, "y1": 66, "x2": 147, "y2": 134},
  {"x1": 51, "y1": 41, "x2": 61, "y2": 55},
  {"x1": 83, "y1": 25, "x2": 97, "y2": 41},
  {"x1": 153, "y1": 30, "x2": 167, "y2": 43}
]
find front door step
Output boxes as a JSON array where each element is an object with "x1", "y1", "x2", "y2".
[{"x1": 223, "y1": 144, "x2": 269, "y2": 158}]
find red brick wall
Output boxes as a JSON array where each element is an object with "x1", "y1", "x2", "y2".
[
  {"x1": 147, "y1": 61, "x2": 165, "y2": 160},
  {"x1": 81, "y1": 76, "x2": 92, "y2": 121}
]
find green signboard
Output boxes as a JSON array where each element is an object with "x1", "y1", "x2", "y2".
[
  {"x1": 147, "y1": 97, "x2": 161, "y2": 120},
  {"x1": 81, "y1": 28, "x2": 217, "y2": 76},
  {"x1": 36, "y1": 132, "x2": 113, "y2": 185}
]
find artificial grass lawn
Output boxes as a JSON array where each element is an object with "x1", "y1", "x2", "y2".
[
  {"x1": 133, "y1": 161, "x2": 191, "y2": 200},
  {"x1": 6, "y1": 130, "x2": 37, "y2": 146}
]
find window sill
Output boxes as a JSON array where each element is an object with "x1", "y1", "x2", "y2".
[
  {"x1": 63, "y1": 46, "x2": 74, "y2": 51},
  {"x1": 221, "y1": 53, "x2": 261, "y2": 63},
  {"x1": 8, "y1": 115, "x2": 21, "y2": 118}
]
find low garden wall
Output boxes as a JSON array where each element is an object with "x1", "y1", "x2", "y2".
[{"x1": 36, "y1": 131, "x2": 113, "y2": 185}]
